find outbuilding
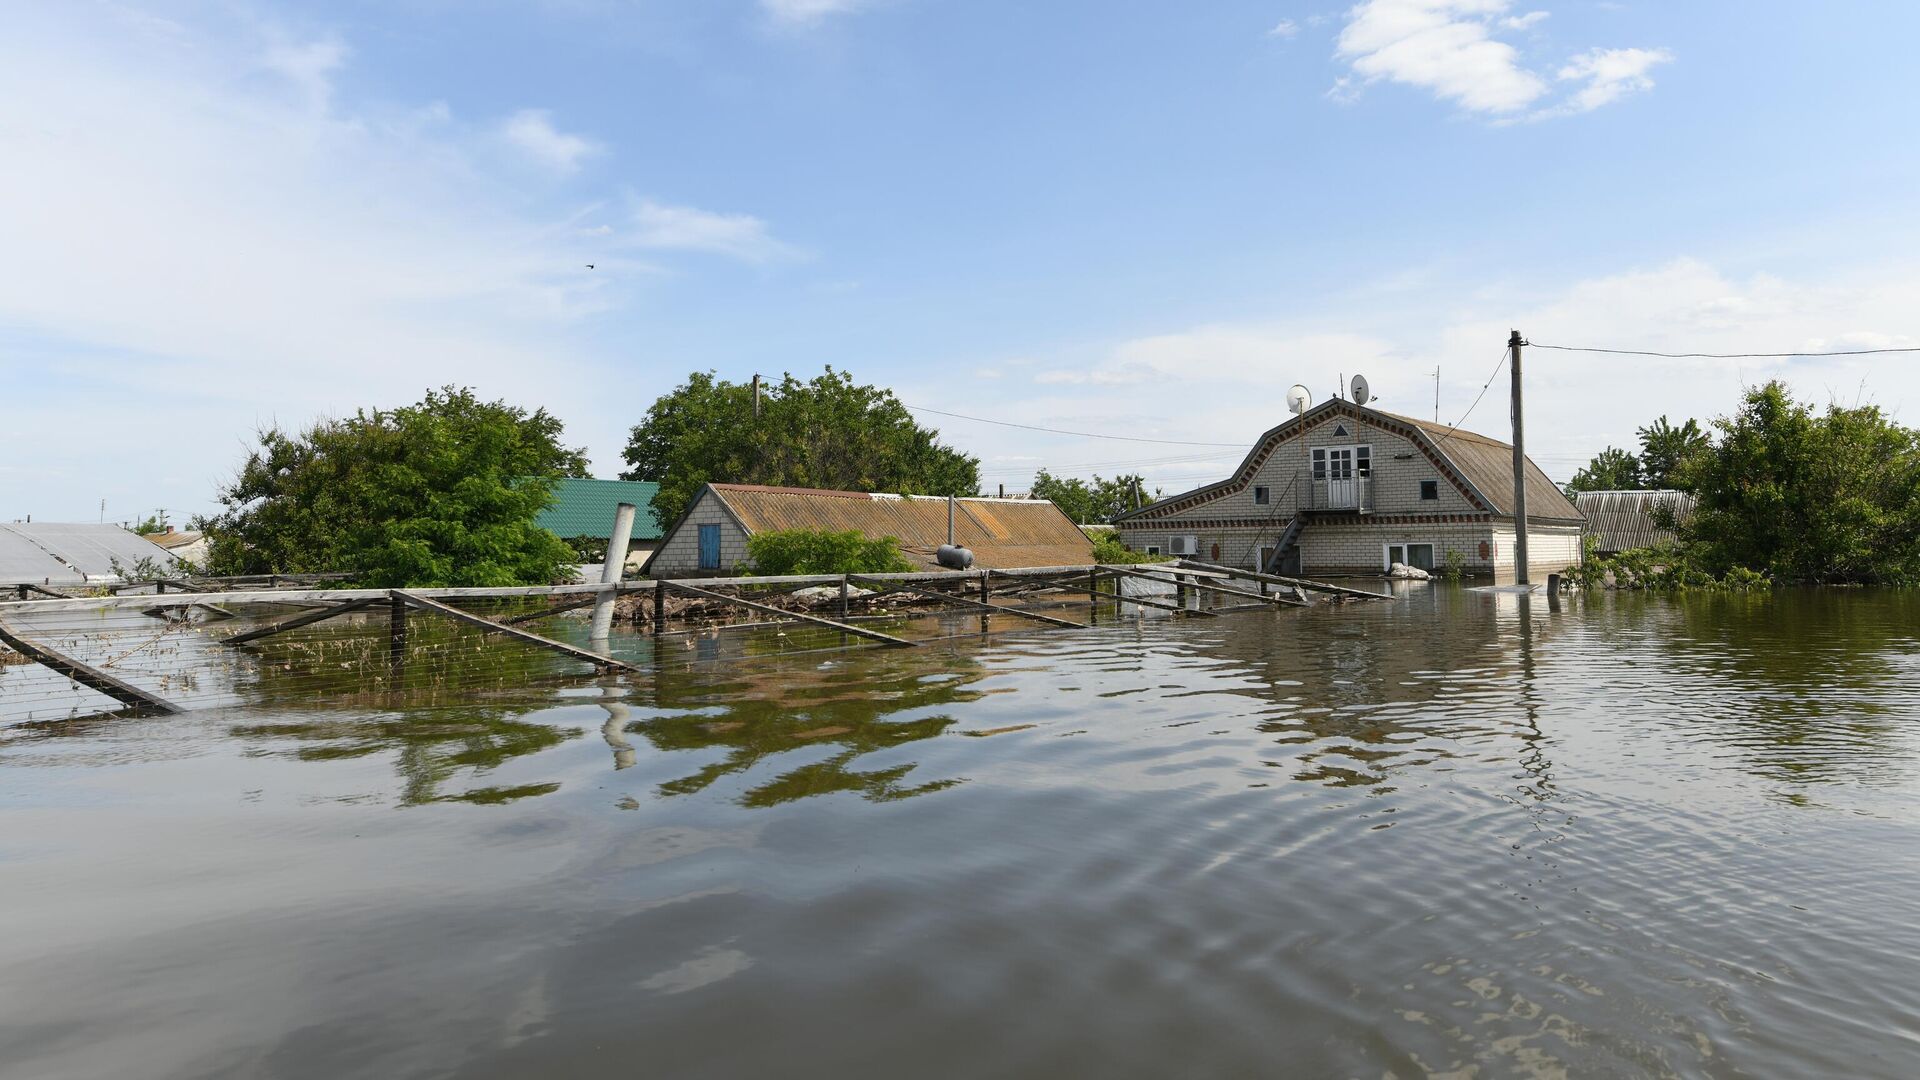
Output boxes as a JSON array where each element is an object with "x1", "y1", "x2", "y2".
[
  {"x1": 647, "y1": 483, "x2": 1094, "y2": 576},
  {"x1": 1112, "y1": 399, "x2": 1584, "y2": 581},
  {"x1": 534, "y1": 478, "x2": 664, "y2": 570},
  {"x1": 1569, "y1": 489, "x2": 1696, "y2": 556}
]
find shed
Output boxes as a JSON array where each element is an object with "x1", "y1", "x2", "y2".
[
  {"x1": 648, "y1": 484, "x2": 1094, "y2": 575},
  {"x1": 533, "y1": 478, "x2": 664, "y2": 568},
  {"x1": 1570, "y1": 490, "x2": 1696, "y2": 555}
]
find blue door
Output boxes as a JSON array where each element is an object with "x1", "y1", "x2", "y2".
[{"x1": 698, "y1": 524, "x2": 722, "y2": 570}]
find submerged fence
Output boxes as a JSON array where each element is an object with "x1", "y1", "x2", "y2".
[{"x1": 0, "y1": 563, "x2": 1383, "y2": 727}]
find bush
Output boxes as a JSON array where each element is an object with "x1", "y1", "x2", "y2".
[
  {"x1": 1442, "y1": 548, "x2": 1466, "y2": 580},
  {"x1": 744, "y1": 529, "x2": 915, "y2": 576},
  {"x1": 1091, "y1": 533, "x2": 1169, "y2": 565}
]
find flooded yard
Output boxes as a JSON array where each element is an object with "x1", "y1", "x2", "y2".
[{"x1": 4, "y1": 587, "x2": 1920, "y2": 1077}]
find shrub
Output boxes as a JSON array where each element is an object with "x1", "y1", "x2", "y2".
[
  {"x1": 744, "y1": 529, "x2": 915, "y2": 576},
  {"x1": 1442, "y1": 548, "x2": 1466, "y2": 580},
  {"x1": 1091, "y1": 533, "x2": 1169, "y2": 565}
]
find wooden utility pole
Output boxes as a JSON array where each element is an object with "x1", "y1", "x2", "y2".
[
  {"x1": 751, "y1": 374, "x2": 762, "y2": 419},
  {"x1": 1508, "y1": 330, "x2": 1530, "y2": 586}
]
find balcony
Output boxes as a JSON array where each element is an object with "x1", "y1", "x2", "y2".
[{"x1": 1301, "y1": 471, "x2": 1374, "y2": 513}]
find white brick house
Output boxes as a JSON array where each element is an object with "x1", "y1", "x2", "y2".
[{"x1": 1113, "y1": 400, "x2": 1584, "y2": 581}]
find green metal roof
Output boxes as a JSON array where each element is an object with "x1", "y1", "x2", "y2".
[{"x1": 533, "y1": 478, "x2": 663, "y2": 541}]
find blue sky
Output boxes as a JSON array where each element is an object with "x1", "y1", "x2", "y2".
[{"x1": 5, "y1": 0, "x2": 1919, "y2": 522}]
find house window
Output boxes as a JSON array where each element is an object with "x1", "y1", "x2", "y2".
[
  {"x1": 1145, "y1": 545, "x2": 1161, "y2": 556},
  {"x1": 1386, "y1": 543, "x2": 1436, "y2": 572},
  {"x1": 1356, "y1": 446, "x2": 1372, "y2": 478},
  {"x1": 1311, "y1": 448, "x2": 1327, "y2": 481},
  {"x1": 1254, "y1": 486, "x2": 1270, "y2": 506},
  {"x1": 1420, "y1": 480, "x2": 1439, "y2": 501}
]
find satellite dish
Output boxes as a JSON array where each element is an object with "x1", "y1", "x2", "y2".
[
  {"x1": 1286, "y1": 384, "x2": 1312, "y2": 415},
  {"x1": 1350, "y1": 374, "x2": 1371, "y2": 406}
]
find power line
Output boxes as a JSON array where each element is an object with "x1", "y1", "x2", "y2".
[
  {"x1": 1427, "y1": 347, "x2": 1509, "y2": 447},
  {"x1": 1528, "y1": 342, "x2": 1920, "y2": 359},
  {"x1": 905, "y1": 404, "x2": 1245, "y2": 447}
]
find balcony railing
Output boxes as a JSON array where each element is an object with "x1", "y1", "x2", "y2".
[{"x1": 1301, "y1": 471, "x2": 1374, "y2": 512}]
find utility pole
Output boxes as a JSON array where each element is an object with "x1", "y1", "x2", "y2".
[
  {"x1": 1508, "y1": 330, "x2": 1529, "y2": 586},
  {"x1": 1432, "y1": 367, "x2": 1440, "y2": 422},
  {"x1": 750, "y1": 374, "x2": 762, "y2": 420}
]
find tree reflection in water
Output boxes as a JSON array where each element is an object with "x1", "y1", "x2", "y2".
[{"x1": 628, "y1": 656, "x2": 987, "y2": 807}]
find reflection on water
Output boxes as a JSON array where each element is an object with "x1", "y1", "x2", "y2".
[{"x1": 4, "y1": 588, "x2": 1920, "y2": 1078}]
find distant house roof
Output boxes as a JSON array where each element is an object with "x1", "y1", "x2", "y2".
[
  {"x1": 1115, "y1": 399, "x2": 1584, "y2": 525},
  {"x1": 0, "y1": 522, "x2": 181, "y2": 585},
  {"x1": 534, "y1": 478, "x2": 663, "y2": 541},
  {"x1": 1571, "y1": 489, "x2": 1696, "y2": 553},
  {"x1": 701, "y1": 483, "x2": 1094, "y2": 570},
  {"x1": 146, "y1": 529, "x2": 204, "y2": 551}
]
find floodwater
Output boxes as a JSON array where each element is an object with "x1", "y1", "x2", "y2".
[{"x1": 4, "y1": 587, "x2": 1920, "y2": 1078}]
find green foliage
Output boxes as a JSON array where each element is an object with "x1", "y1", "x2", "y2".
[
  {"x1": 1562, "y1": 543, "x2": 1771, "y2": 592},
  {"x1": 202, "y1": 386, "x2": 590, "y2": 587},
  {"x1": 1680, "y1": 381, "x2": 1920, "y2": 585},
  {"x1": 1442, "y1": 547, "x2": 1466, "y2": 581},
  {"x1": 1636, "y1": 415, "x2": 1711, "y2": 490},
  {"x1": 743, "y1": 528, "x2": 916, "y2": 575},
  {"x1": 1030, "y1": 470, "x2": 1157, "y2": 525},
  {"x1": 130, "y1": 514, "x2": 166, "y2": 536},
  {"x1": 1091, "y1": 532, "x2": 1169, "y2": 565},
  {"x1": 107, "y1": 553, "x2": 177, "y2": 582},
  {"x1": 1566, "y1": 445, "x2": 1644, "y2": 493},
  {"x1": 621, "y1": 368, "x2": 980, "y2": 525},
  {"x1": 559, "y1": 535, "x2": 608, "y2": 563}
]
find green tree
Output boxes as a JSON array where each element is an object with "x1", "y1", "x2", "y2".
[
  {"x1": 1030, "y1": 470, "x2": 1155, "y2": 524},
  {"x1": 1681, "y1": 381, "x2": 1920, "y2": 584},
  {"x1": 202, "y1": 386, "x2": 589, "y2": 587},
  {"x1": 1565, "y1": 446, "x2": 1644, "y2": 493},
  {"x1": 1636, "y1": 415, "x2": 1711, "y2": 489},
  {"x1": 744, "y1": 528, "x2": 916, "y2": 575},
  {"x1": 621, "y1": 368, "x2": 980, "y2": 524}
]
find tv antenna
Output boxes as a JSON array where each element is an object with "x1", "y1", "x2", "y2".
[{"x1": 1350, "y1": 374, "x2": 1371, "y2": 407}]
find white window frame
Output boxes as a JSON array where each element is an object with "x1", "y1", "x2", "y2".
[
  {"x1": 1253, "y1": 485, "x2": 1270, "y2": 506},
  {"x1": 1145, "y1": 544, "x2": 1162, "y2": 556},
  {"x1": 1384, "y1": 541, "x2": 1436, "y2": 572}
]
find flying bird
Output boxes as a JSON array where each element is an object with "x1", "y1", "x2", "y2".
[{"x1": 585, "y1": 263, "x2": 596, "y2": 270}]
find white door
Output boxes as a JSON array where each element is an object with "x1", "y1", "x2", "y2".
[{"x1": 1326, "y1": 447, "x2": 1357, "y2": 508}]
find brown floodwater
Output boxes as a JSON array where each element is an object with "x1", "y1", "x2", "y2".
[{"x1": 3, "y1": 586, "x2": 1919, "y2": 1078}]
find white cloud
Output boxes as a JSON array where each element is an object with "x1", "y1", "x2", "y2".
[
  {"x1": 498, "y1": 108, "x2": 600, "y2": 173},
  {"x1": 761, "y1": 0, "x2": 870, "y2": 26},
  {"x1": 1554, "y1": 46, "x2": 1673, "y2": 113},
  {"x1": 0, "y1": 4, "x2": 779, "y2": 519},
  {"x1": 1268, "y1": 19, "x2": 1300, "y2": 39},
  {"x1": 260, "y1": 35, "x2": 347, "y2": 111},
  {"x1": 1335, "y1": 0, "x2": 1549, "y2": 115},
  {"x1": 630, "y1": 200, "x2": 796, "y2": 262},
  {"x1": 1332, "y1": 1, "x2": 1668, "y2": 119},
  {"x1": 922, "y1": 258, "x2": 1920, "y2": 494}
]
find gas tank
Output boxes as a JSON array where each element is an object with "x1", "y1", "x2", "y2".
[{"x1": 936, "y1": 544, "x2": 974, "y2": 570}]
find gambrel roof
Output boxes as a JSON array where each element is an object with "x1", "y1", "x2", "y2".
[{"x1": 1113, "y1": 399, "x2": 1583, "y2": 525}]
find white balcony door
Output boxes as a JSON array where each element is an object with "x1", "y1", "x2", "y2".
[{"x1": 1325, "y1": 447, "x2": 1357, "y2": 508}]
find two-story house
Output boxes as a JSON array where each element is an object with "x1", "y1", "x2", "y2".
[{"x1": 1112, "y1": 399, "x2": 1584, "y2": 581}]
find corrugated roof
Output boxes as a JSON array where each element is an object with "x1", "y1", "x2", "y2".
[
  {"x1": 1380, "y1": 410, "x2": 1584, "y2": 521},
  {"x1": 534, "y1": 478, "x2": 663, "y2": 541},
  {"x1": 1570, "y1": 489, "x2": 1696, "y2": 553},
  {"x1": 707, "y1": 484, "x2": 1094, "y2": 570},
  {"x1": 0, "y1": 523, "x2": 180, "y2": 584}
]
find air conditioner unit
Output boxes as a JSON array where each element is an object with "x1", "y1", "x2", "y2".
[{"x1": 1169, "y1": 536, "x2": 1198, "y2": 556}]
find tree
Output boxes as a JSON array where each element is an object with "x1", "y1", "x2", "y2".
[
  {"x1": 201, "y1": 386, "x2": 589, "y2": 587},
  {"x1": 1565, "y1": 446, "x2": 1644, "y2": 493},
  {"x1": 1636, "y1": 415, "x2": 1711, "y2": 489},
  {"x1": 621, "y1": 369, "x2": 980, "y2": 524},
  {"x1": 1681, "y1": 381, "x2": 1920, "y2": 584},
  {"x1": 1030, "y1": 470, "x2": 1155, "y2": 525}
]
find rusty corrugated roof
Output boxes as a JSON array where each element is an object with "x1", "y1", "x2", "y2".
[
  {"x1": 1570, "y1": 489, "x2": 1696, "y2": 553},
  {"x1": 708, "y1": 485, "x2": 1094, "y2": 570}
]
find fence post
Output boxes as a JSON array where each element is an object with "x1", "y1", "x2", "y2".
[
  {"x1": 388, "y1": 592, "x2": 408, "y2": 683},
  {"x1": 591, "y1": 503, "x2": 638, "y2": 642},
  {"x1": 652, "y1": 580, "x2": 666, "y2": 636},
  {"x1": 838, "y1": 575, "x2": 850, "y2": 619}
]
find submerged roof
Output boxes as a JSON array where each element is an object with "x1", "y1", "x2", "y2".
[
  {"x1": 1570, "y1": 489, "x2": 1696, "y2": 552},
  {"x1": 1114, "y1": 399, "x2": 1583, "y2": 524},
  {"x1": 534, "y1": 478, "x2": 663, "y2": 541},
  {"x1": 0, "y1": 522, "x2": 180, "y2": 585},
  {"x1": 703, "y1": 484, "x2": 1094, "y2": 570}
]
